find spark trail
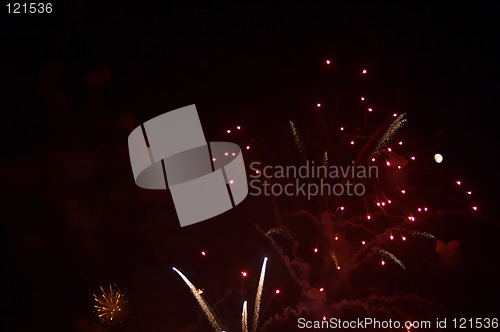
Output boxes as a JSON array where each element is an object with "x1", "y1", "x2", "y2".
[
  {"x1": 371, "y1": 113, "x2": 407, "y2": 157},
  {"x1": 172, "y1": 267, "x2": 222, "y2": 331},
  {"x1": 252, "y1": 257, "x2": 268, "y2": 332},
  {"x1": 242, "y1": 300, "x2": 248, "y2": 332},
  {"x1": 289, "y1": 120, "x2": 308, "y2": 162},
  {"x1": 377, "y1": 249, "x2": 406, "y2": 270}
]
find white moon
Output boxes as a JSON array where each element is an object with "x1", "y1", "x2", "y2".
[{"x1": 434, "y1": 154, "x2": 443, "y2": 163}]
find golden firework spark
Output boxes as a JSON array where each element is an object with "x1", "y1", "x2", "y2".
[
  {"x1": 93, "y1": 284, "x2": 127, "y2": 324},
  {"x1": 410, "y1": 231, "x2": 437, "y2": 239},
  {"x1": 377, "y1": 249, "x2": 406, "y2": 270},
  {"x1": 266, "y1": 227, "x2": 290, "y2": 238},
  {"x1": 289, "y1": 120, "x2": 308, "y2": 162},
  {"x1": 330, "y1": 251, "x2": 339, "y2": 268},
  {"x1": 322, "y1": 150, "x2": 329, "y2": 168},
  {"x1": 371, "y1": 113, "x2": 407, "y2": 158}
]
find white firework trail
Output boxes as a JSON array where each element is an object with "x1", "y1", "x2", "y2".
[
  {"x1": 242, "y1": 300, "x2": 248, "y2": 332},
  {"x1": 172, "y1": 267, "x2": 222, "y2": 332},
  {"x1": 252, "y1": 257, "x2": 268, "y2": 332}
]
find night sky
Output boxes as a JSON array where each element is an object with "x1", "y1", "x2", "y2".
[{"x1": 2, "y1": 2, "x2": 500, "y2": 331}]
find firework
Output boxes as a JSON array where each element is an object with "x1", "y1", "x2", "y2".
[
  {"x1": 322, "y1": 150, "x2": 329, "y2": 168},
  {"x1": 410, "y1": 231, "x2": 437, "y2": 240},
  {"x1": 172, "y1": 267, "x2": 222, "y2": 331},
  {"x1": 376, "y1": 249, "x2": 406, "y2": 270},
  {"x1": 266, "y1": 227, "x2": 290, "y2": 239},
  {"x1": 330, "y1": 251, "x2": 339, "y2": 268},
  {"x1": 170, "y1": 54, "x2": 475, "y2": 330},
  {"x1": 242, "y1": 300, "x2": 248, "y2": 332},
  {"x1": 289, "y1": 120, "x2": 308, "y2": 162},
  {"x1": 371, "y1": 113, "x2": 407, "y2": 158},
  {"x1": 93, "y1": 284, "x2": 127, "y2": 324},
  {"x1": 252, "y1": 257, "x2": 268, "y2": 332}
]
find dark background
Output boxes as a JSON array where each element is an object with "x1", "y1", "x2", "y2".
[{"x1": 1, "y1": 2, "x2": 499, "y2": 331}]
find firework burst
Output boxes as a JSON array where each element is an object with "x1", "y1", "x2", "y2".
[
  {"x1": 170, "y1": 54, "x2": 477, "y2": 330},
  {"x1": 93, "y1": 284, "x2": 127, "y2": 325}
]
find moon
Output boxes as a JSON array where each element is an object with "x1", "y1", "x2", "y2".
[{"x1": 434, "y1": 154, "x2": 443, "y2": 163}]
